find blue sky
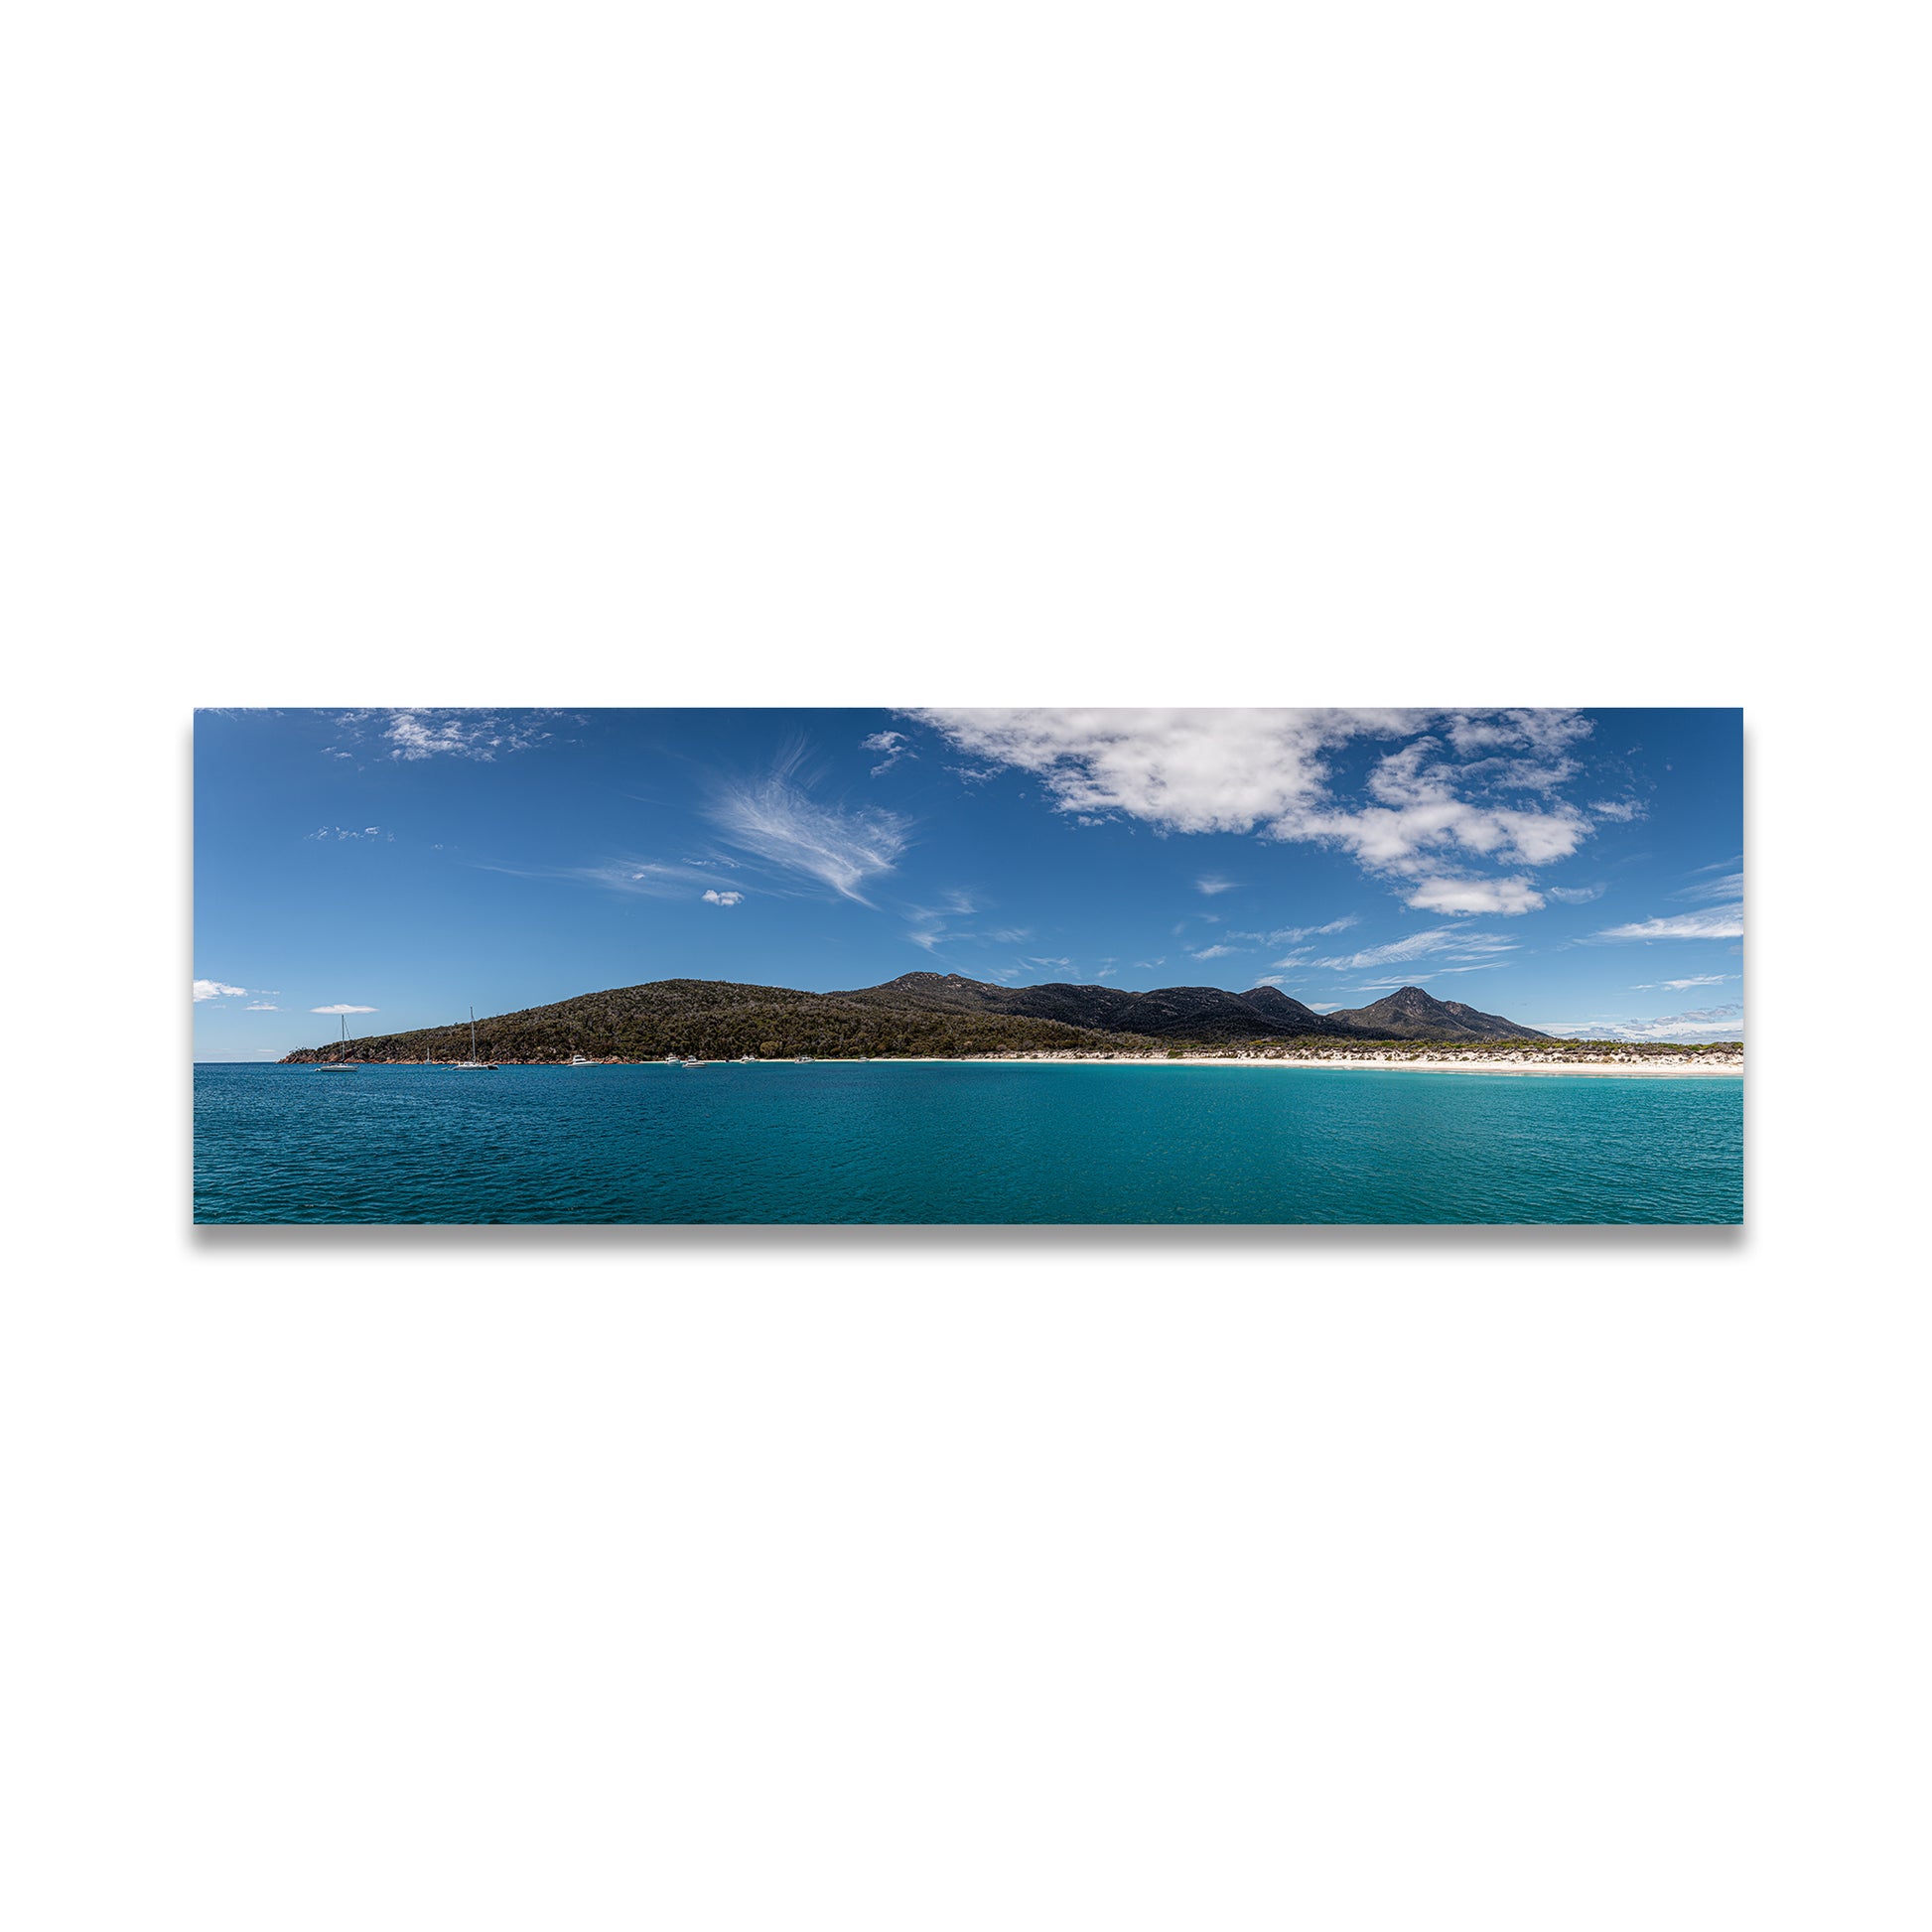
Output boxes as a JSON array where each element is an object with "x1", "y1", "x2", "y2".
[{"x1": 194, "y1": 707, "x2": 1742, "y2": 1057}]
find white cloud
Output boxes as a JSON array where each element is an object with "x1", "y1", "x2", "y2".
[
  {"x1": 311, "y1": 1004, "x2": 377, "y2": 1014},
  {"x1": 702, "y1": 890, "x2": 744, "y2": 906},
  {"x1": 1195, "y1": 875, "x2": 1237, "y2": 896},
  {"x1": 1401, "y1": 874, "x2": 1545, "y2": 916},
  {"x1": 1269, "y1": 914, "x2": 1357, "y2": 943},
  {"x1": 306, "y1": 825, "x2": 388, "y2": 842},
  {"x1": 1588, "y1": 799, "x2": 1647, "y2": 822},
  {"x1": 1535, "y1": 1003, "x2": 1744, "y2": 1042},
  {"x1": 1251, "y1": 974, "x2": 1287, "y2": 987},
  {"x1": 1632, "y1": 975, "x2": 1730, "y2": 991},
  {"x1": 244, "y1": 1002, "x2": 282, "y2": 1011},
  {"x1": 709, "y1": 771, "x2": 908, "y2": 903},
  {"x1": 1545, "y1": 883, "x2": 1605, "y2": 903},
  {"x1": 1135, "y1": 957, "x2": 1167, "y2": 969},
  {"x1": 1311, "y1": 927, "x2": 1517, "y2": 972},
  {"x1": 333, "y1": 709, "x2": 556, "y2": 762},
  {"x1": 905, "y1": 708, "x2": 1595, "y2": 909},
  {"x1": 1026, "y1": 956, "x2": 1072, "y2": 969},
  {"x1": 193, "y1": 979, "x2": 249, "y2": 1001},
  {"x1": 1671, "y1": 871, "x2": 1745, "y2": 902},
  {"x1": 535, "y1": 859, "x2": 744, "y2": 898},
  {"x1": 1595, "y1": 907, "x2": 1745, "y2": 941},
  {"x1": 1188, "y1": 943, "x2": 1242, "y2": 959},
  {"x1": 861, "y1": 730, "x2": 916, "y2": 775}
]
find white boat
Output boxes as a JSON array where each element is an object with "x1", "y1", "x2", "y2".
[
  {"x1": 316, "y1": 1013, "x2": 362, "y2": 1067},
  {"x1": 568, "y1": 1052, "x2": 597, "y2": 1065},
  {"x1": 451, "y1": 1006, "x2": 496, "y2": 1070},
  {"x1": 680, "y1": 1057, "x2": 702, "y2": 1068},
  {"x1": 662, "y1": 1053, "x2": 680, "y2": 1065},
  {"x1": 793, "y1": 1055, "x2": 812, "y2": 1062},
  {"x1": 737, "y1": 1054, "x2": 756, "y2": 1063}
]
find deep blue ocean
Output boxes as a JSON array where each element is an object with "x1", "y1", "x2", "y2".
[{"x1": 194, "y1": 1062, "x2": 1743, "y2": 1224}]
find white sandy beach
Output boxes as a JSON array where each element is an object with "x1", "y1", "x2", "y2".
[{"x1": 952, "y1": 1053, "x2": 1742, "y2": 1078}]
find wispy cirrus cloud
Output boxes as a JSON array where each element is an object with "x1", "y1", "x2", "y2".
[
  {"x1": 708, "y1": 767, "x2": 908, "y2": 904},
  {"x1": 532, "y1": 859, "x2": 746, "y2": 899},
  {"x1": 305, "y1": 825, "x2": 392, "y2": 842},
  {"x1": 1297, "y1": 927, "x2": 1518, "y2": 973},
  {"x1": 1196, "y1": 875, "x2": 1237, "y2": 896},
  {"x1": 903, "y1": 708, "x2": 1596, "y2": 915},
  {"x1": 311, "y1": 1003, "x2": 377, "y2": 1014},
  {"x1": 1187, "y1": 943, "x2": 1245, "y2": 960},
  {"x1": 1268, "y1": 914, "x2": 1357, "y2": 943},
  {"x1": 1632, "y1": 975, "x2": 1730, "y2": 991},
  {"x1": 1670, "y1": 871, "x2": 1744, "y2": 902},
  {"x1": 244, "y1": 1002, "x2": 281, "y2": 1011},
  {"x1": 1595, "y1": 907, "x2": 1744, "y2": 941}
]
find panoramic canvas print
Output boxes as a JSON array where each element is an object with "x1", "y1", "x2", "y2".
[{"x1": 194, "y1": 708, "x2": 1743, "y2": 1224}]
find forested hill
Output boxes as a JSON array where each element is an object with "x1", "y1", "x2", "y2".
[
  {"x1": 279, "y1": 979, "x2": 1167, "y2": 1063},
  {"x1": 834, "y1": 972, "x2": 1550, "y2": 1042},
  {"x1": 278, "y1": 971, "x2": 1557, "y2": 1063}
]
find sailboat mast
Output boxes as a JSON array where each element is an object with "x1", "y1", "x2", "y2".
[{"x1": 470, "y1": 1006, "x2": 479, "y2": 1061}]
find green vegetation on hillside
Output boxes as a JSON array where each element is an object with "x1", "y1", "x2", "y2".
[{"x1": 280, "y1": 979, "x2": 1167, "y2": 1063}]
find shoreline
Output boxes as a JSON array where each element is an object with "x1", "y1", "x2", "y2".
[{"x1": 277, "y1": 1053, "x2": 1741, "y2": 1078}]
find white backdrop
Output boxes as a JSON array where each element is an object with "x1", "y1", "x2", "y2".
[{"x1": 8, "y1": 3, "x2": 1924, "y2": 1927}]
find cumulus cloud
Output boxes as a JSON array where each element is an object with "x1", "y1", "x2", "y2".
[
  {"x1": 862, "y1": 730, "x2": 916, "y2": 776},
  {"x1": 1401, "y1": 874, "x2": 1546, "y2": 915},
  {"x1": 904, "y1": 708, "x2": 1595, "y2": 911},
  {"x1": 708, "y1": 769, "x2": 908, "y2": 904},
  {"x1": 311, "y1": 1004, "x2": 377, "y2": 1014},
  {"x1": 193, "y1": 979, "x2": 249, "y2": 1001},
  {"x1": 702, "y1": 890, "x2": 744, "y2": 906}
]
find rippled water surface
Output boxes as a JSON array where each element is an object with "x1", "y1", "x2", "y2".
[{"x1": 194, "y1": 1062, "x2": 1743, "y2": 1224}]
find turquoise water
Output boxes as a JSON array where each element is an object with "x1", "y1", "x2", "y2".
[{"x1": 194, "y1": 1062, "x2": 1742, "y2": 1224}]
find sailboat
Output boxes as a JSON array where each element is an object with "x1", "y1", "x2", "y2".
[
  {"x1": 451, "y1": 1006, "x2": 496, "y2": 1070},
  {"x1": 316, "y1": 1013, "x2": 361, "y2": 1067}
]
